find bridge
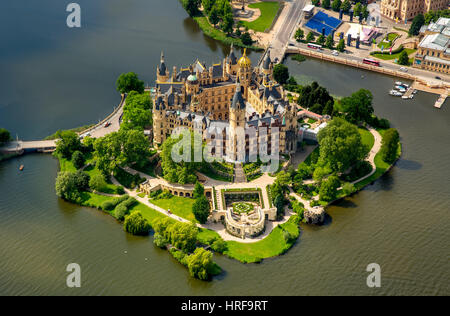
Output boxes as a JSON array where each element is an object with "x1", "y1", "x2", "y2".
[
  {"x1": 0, "y1": 94, "x2": 126, "y2": 156},
  {"x1": 257, "y1": 0, "x2": 306, "y2": 67}
]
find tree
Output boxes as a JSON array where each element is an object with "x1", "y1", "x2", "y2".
[
  {"x1": 337, "y1": 38, "x2": 345, "y2": 52},
  {"x1": 202, "y1": 0, "x2": 215, "y2": 14},
  {"x1": 55, "y1": 171, "x2": 89, "y2": 202},
  {"x1": 211, "y1": 239, "x2": 228, "y2": 253},
  {"x1": 340, "y1": 89, "x2": 374, "y2": 125},
  {"x1": 353, "y1": 3, "x2": 362, "y2": 17},
  {"x1": 123, "y1": 211, "x2": 151, "y2": 235},
  {"x1": 297, "y1": 81, "x2": 334, "y2": 115},
  {"x1": 380, "y1": 128, "x2": 400, "y2": 163},
  {"x1": 362, "y1": 5, "x2": 369, "y2": 19},
  {"x1": 409, "y1": 13, "x2": 425, "y2": 36},
  {"x1": 193, "y1": 182, "x2": 205, "y2": 199},
  {"x1": 342, "y1": 182, "x2": 355, "y2": 195},
  {"x1": 312, "y1": 0, "x2": 320, "y2": 5},
  {"x1": 274, "y1": 194, "x2": 285, "y2": 219},
  {"x1": 192, "y1": 195, "x2": 210, "y2": 224},
  {"x1": 317, "y1": 118, "x2": 367, "y2": 173},
  {"x1": 166, "y1": 222, "x2": 198, "y2": 253},
  {"x1": 306, "y1": 31, "x2": 315, "y2": 43},
  {"x1": 331, "y1": 0, "x2": 341, "y2": 12},
  {"x1": 186, "y1": 248, "x2": 215, "y2": 280},
  {"x1": 398, "y1": 50, "x2": 410, "y2": 66},
  {"x1": 275, "y1": 170, "x2": 291, "y2": 188},
  {"x1": 222, "y1": 13, "x2": 234, "y2": 34},
  {"x1": 209, "y1": 7, "x2": 220, "y2": 26},
  {"x1": 116, "y1": 72, "x2": 145, "y2": 94},
  {"x1": 325, "y1": 34, "x2": 334, "y2": 49},
  {"x1": 54, "y1": 130, "x2": 82, "y2": 159},
  {"x1": 71, "y1": 150, "x2": 84, "y2": 170},
  {"x1": 0, "y1": 128, "x2": 10, "y2": 145},
  {"x1": 89, "y1": 173, "x2": 107, "y2": 192},
  {"x1": 273, "y1": 64, "x2": 289, "y2": 85},
  {"x1": 182, "y1": 0, "x2": 201, "y2": 17},
  {"x1": 341, "y1": 0, "x2": 351, "y2": 13},
  {"x1": 322, "y1": 0, "x2": 331, "y2": 9},
  {"x1": 317, "y1": 34, "x2": 326, "y2": 45},
  {"x1": 319, "y1": 175, "x2": 341, "y2": 202},
  {"x1": 295, "y1": 28, "x2": 304, "y2": 42},
  {"x1": 153, "y1": 233, "x2": 169, "y2": 248},
  {"x1": 241, "y1": 32, "x2": 253, "y2": 46}
]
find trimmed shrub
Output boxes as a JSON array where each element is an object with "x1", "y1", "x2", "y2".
[
  {"x1": 123, "y1": 211, "x2": 151, "y2": 236},
  {"x1": 211, "y1": 239, "x2": 228, "y2": 254},
  {"x1": 115, "y1": 204, "x2": 129, "y2": 221}
]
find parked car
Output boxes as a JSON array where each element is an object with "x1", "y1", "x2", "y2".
[
  {"x1": 435, "y1": 76, "x2": 442, "y2": 80},
  {"x1": 399, "y1": 67, "x2": 408, "y2": 72},
  {"x1": 331, "y1": 50, "x2": 339, "y2": 56},
  {"x1": 104, "y1": 122, "x2": 111, "y2": 128}
]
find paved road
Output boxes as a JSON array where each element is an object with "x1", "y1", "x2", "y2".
[
  {"x1": 292, "y1": 42, "x2": 450, "y2": 84},
  {"x1": 268, "y1": 0, "x2": 307, "y2": 63}
]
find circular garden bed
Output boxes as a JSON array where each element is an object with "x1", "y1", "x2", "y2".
[{"x1": 232, "y1": 202, "x2": 255, "y2": 214}]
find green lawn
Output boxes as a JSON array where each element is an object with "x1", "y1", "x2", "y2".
[
  {"x1": 378, "y1": 32, "x2": 399, "y2": 49},
  {"x1": 358, "y1": 128, "x2": 375, "y2": 155},
  {"x1": 372, "y1": 48, "x2": 416, "y2": 61},
  {"x1": 243, "y1": 2, "x2": 281, "y2": 32},
  {"x1": 58, "y1": 156, "x2": 77, "y2": 172},
  {"x1": 150, "y1": 196, "x2": 197, "y2": 223},
  {"x1": 84, "y1": 164, "x2": 122, "y2": 194},
  {"x1": 224, "y1": 216, "x2": 300, "y2": 263}
]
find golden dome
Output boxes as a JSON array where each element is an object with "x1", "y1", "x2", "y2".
[{"x1": 238, "y1": 48, "x2": 251, "y2": 68}]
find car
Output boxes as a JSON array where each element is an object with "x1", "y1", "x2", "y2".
[
  {"x1": 331, "y1": 50, "x2": 339, "y2": 56},
  {"x1": 435, "y1": 76, "x2": 442, "y2": 80},
  {"x1": 104, "y1": 122, "x2": 111, "y2": 128},
  {"x1": 399, "y1": 67, "x2": 408, "y2": 72}
]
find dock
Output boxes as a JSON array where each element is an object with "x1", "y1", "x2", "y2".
[{"x1": 435, "y1": 94, "x2": 447, "y2": 109}]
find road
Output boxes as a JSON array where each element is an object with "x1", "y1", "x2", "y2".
[
  {"x1": 290, "y1": 42, "x2": 450, "y2": 85},
  {"x1": 267, "y1": 0, "x2": 307, "y2": 63}
]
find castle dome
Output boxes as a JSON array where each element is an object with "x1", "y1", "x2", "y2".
[
  {"x1": 238, "y1": 48, "x2": 251, "y2": 68},
  {"x1": 187, "y1": 74, "x2": 198, "y2": 83}
]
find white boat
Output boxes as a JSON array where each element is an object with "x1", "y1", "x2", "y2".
[
  {"x1": 395, "y1": 86, "x2": 406, "y2": 92},
  {"x1": 395, "y1": 81, "x2": 403, "y2": 86},
  {"x1": 402, "y1": 95, "x2": 413, "y2": 99},
  {"x1": 389, "y1": 90, "x2": 403, "y2": 96}
]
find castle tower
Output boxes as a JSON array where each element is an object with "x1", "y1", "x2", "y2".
[
  {"x1": 226, "y1": 44, "x2": 238, "y2": 75},
  {"x1": 156, "y1": 51, "x2": 169, "y2": 82},
  {"x1": 228, "y1": 82, "x2": 246, "y2": 162},
  {"x1": 261, "y1": 51, "x2": 273, "y2": 76},
  {"x1": 237, "y1": 48, "x2": 252, "y2": 99}
]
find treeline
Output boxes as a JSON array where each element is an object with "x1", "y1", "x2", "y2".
[{"x1": 409, "y1": 9, "x2": 450, "y2": 36}]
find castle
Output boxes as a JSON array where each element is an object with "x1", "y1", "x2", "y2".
[{"x1": 152, "y1": 46, "x2": 298, "y2": 162}]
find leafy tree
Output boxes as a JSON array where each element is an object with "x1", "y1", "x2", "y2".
[
  {"x1": 153, "y1": 233, "x2": 169, "y2": 248},
  {"x1": 398, "y1": 50, "x2": 410, "y2": 66},
  {"x1": 317, "y1": 118, "x2": 367, "y2": 173},
  {"x1": 89, "y1": 173, "x2": 107, "y2": 192},
  {"x1": 54, "y1": 130, "x2": 82, "y2": 159},
  {"x1": 186, "y1": 248, "x2": 215, "y2": 280},
  {"x1": 123, "y1": 211, "x2": 151, "y2": 235},
  {"x1": 306, "y1": 31, "x2": 316, "y2": 43},
  {"x1": 295, "y1": 28, "x2": 304, "y2": 42},
  {"x1": 193, "y1": 182, "x2": 204, "y2": 199},
  {"x1": 337, "y1": 38, "x2": 346, "y2": 52},
  {"x1": 325, "y1": 34, "x2": 334, "y2": 49},
  {"x1": 380, "y1": 128, "x2": 400, "y2": 163},
  {"x1": 342, "y1": 182, "x2": 355, "y2": 195},
  {"x1": 166, "y1": 222, "x2": 198, "y2": 253},
  {"x1": 116, "y1": 72, "x2": 145, "y2": 94},
  {"x1": 211, "y1": 239, "x2": 227, "y2": 253},
  {"x1": 274, "y1": 194, "x2": 285, "y2": 219},
  {"x1": 222, "y1": 13, "x2": 234, "y2": 34},
  {"x1": 340, "y1": 89, "x2": 374, "y2": 125},
  {"x1": 312, "y1": 0, "x2": 320, "y2": 5},
  {"x1": 361, "y1": 5, "x2": 369, "y2": 19},
  {"x1": 331, "y1": 0, "x2": 341, "y2": 12},
  {"x1": 273, "y1": 64, "x2": 289, "y2": 85},
  {"x1": 319, "y1": 175, "x2": 341, "y2": 202},
  {"x1": 341, "y1": 0, "x2": 351, "y2": 13},
  {"x1": 353, "y1": 2, "x2": 362, "y2": 17},
  {"x1": 297, "y1": 81, "x2": 334, "y2": 115},
  {"x1": 275, "y1": 170, "x2": 291, "y2": 188},
  {"x1": 322, "y1": 0, "x2": 331, "y2": 9},
  {"x1": 409, "y1": 14, "x2": 425, "y2": 36},
  {"x1": 71, "y1": 150, "x2": 84, "y2": 170},
  {"x1": 209, "y1": 7, "x2": 220, "y2": 26},
  {"x1": 192, "y1": 195, "x2": 210, "y2": 224},
  {"x1": 182, "y1": 0, "x2": 201, "y2": 17},
  {"x1": 55, "y1": 171, "x2": 89, "y2": 202},
  {"x1": 0, "y1": 128, "x2": 10, "y2": 145},
  {"x1": 202, "y1": 0, "x2": 215, "y2": 14},
  {"x1": 241, "y1": 32, "x2": 253, "y2": 46},
  {"x1": 317, "y1": 34, "x2": 326, "y2": 45}
]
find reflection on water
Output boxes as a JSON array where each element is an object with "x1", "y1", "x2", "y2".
[{"x1": 0, "y1": 0, "x2": 449, "y2": 296}]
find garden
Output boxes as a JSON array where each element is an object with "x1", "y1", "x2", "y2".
[{"x1": 232, "y1": 202, "x2": 255, "y2": 214}]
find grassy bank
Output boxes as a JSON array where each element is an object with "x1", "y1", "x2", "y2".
[
  {"x1": 44, "y1": 124, "x2": 95, "y2": 140},
  {"x1": 150, "y1": 196, "x2": 197, "y2": 223},
  {"x1": 193, "y1": 14, "x2": 262, "y2": 50}
]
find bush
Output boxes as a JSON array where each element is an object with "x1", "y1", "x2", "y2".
[
  {"x1": 192, "y1": 196, "x2": 211, "y2": 224},
  {"x1": 186, "y1": 248, "x2": 215, "y2": 280},
  {"x1": 170, "y1": 248, "x2": 188, "y2": 266},
  {"x1": 115, "y1": 204, "x2": 129, "y2": 221},
  {"x1": 123, "y1": 211, "x2": 151, "y2": 236},
  {"x1": 153, "y1": 233, "x2": 169, "y2": 249},
  {"x1": 89, "y1": 173, "x2": 107, "y2": 192},
  {"x1": 0, "y1": 128, "x2": 11, "y2": 144},
  {"x1": 101, "y1": 195, "x2": 129, "y2": 211},
  {"x1": 115, "y1": 186, "x2": 125, "y2": 195},
  {"x1": 211, "y1": 239, "x2": 228, "y2": 254},
  {"x1": 71, "y1": 151, "x2": 84, "y2": 169}
]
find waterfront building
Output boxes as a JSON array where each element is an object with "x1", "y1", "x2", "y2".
[
  {"x1": 413, "y1": 17, "x2": 450, "y2": 73},
  {"x1": 152, "y1": 47, "x2": 298, "y2": 162},
  {"x1": 380, "y1": 0, "x2": 448, "y2": 21}
]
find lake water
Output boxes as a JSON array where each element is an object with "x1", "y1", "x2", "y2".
[{"x1": 0, "y1": 0, "x2": 449, "y2": 295}]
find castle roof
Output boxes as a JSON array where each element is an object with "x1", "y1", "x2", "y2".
[
  {"x1": 231, "y1": 84, "x2": 246, "y2": 110},
  {"x1": 262, "y1": 51, "x2": 271, "y2": 70}
]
